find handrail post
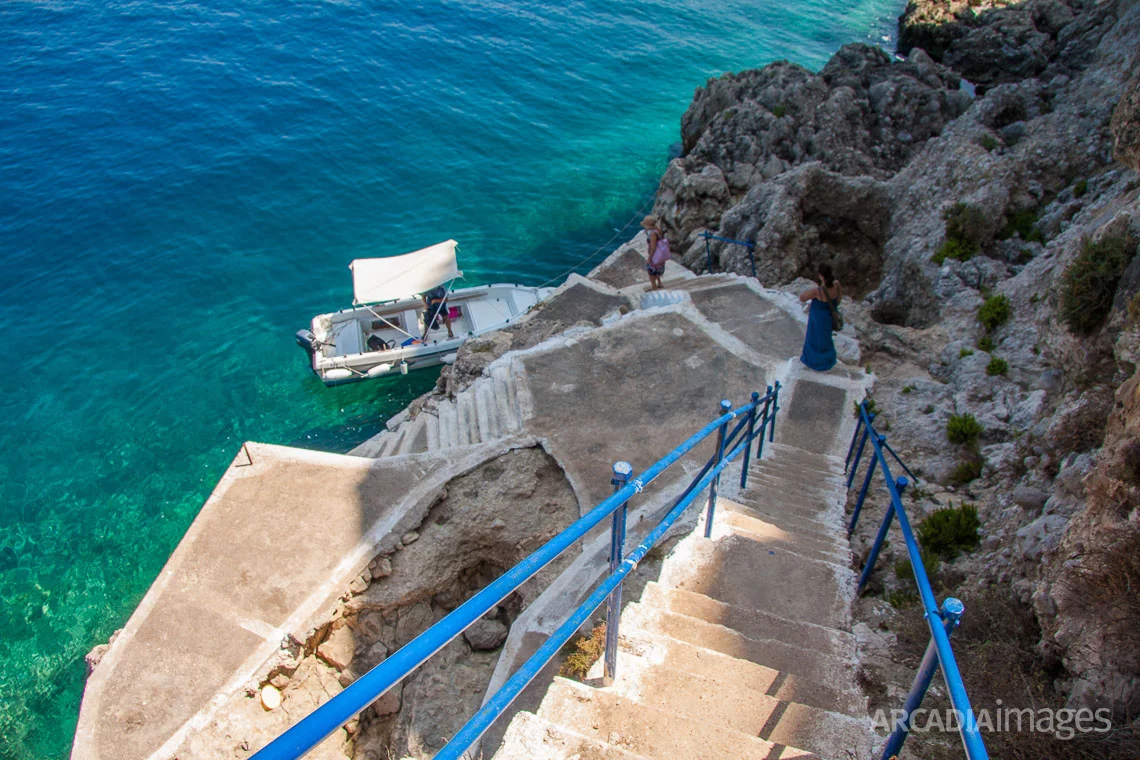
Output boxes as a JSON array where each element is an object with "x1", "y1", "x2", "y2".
[
  {"x1": 748, "y1": 244, "x2": 757, "y2": 279},
  {"x1": 704, "y1": 234, "x2": 714, "y2": 274},
  {"x1": 603, "y1": 461, "x2": 634, "y2": 687},
  {"x1": 858, "y1": 471, "x2": 904, "y2": 593},
  {"x1": 755, "y1": 385, "x2": 773, "y2": 462},
  {"x1": 846, "y1": 413, "x2": 874, "y2": 488},
  {"x1": 769, "y1": 381, "x2": 781, "y2": 443},
  {"x1": 845, "y1": 407, "x2": 865, "y2": 472},
  {"x1": 739, "y1": 392, "x2": 760, "y2": 489},
  {"x1": 881, "y1": 597, "x2": 966, "y2": 760},
  {"x1": 847, "y1": 453, "x2": 879, "y2": 537},
  {"x1": 704, "y1": 400, "x2": 733, "y2": 538}
]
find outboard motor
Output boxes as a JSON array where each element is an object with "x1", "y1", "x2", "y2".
[{"x1": 295, "y1": 329, "x2": 318, "y2": 359}]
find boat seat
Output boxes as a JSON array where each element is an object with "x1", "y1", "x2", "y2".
[
  {"x1": 464, "y1": 299, "x2": 510, "y2": 331},
  {"x1": 331, "y1": 321, "x2": 363, "y2": 356}
]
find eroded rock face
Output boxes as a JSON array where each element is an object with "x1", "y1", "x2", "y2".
[
  {"x1": 1035, "y1": 372, "x2": 1140, "y2": 718},
  {"x1": 1113, "y1": 74, "x2": 1140, "y2": 171},
  {"x1": 898, "y1": 0, "x2": 1116, "y2": 91}
]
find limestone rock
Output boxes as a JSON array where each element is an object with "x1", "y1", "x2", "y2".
[
  {"x1": 317, "y1": 624, "x2": 356, "y2": 671},
  {"x1": 462, "y1": 618, "x2": 509, "y2": 651}
]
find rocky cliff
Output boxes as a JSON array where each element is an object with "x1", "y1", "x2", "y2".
[{"x1": 655, "y1": 0, "x2": 1140, "y2": 736}]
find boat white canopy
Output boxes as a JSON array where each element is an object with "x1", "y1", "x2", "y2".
[{"x1": 350, "y1": 239, "x2": 463, "y2": 305}]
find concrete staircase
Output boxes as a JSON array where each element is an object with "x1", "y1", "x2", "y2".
[
  {"x1": 350, "y1": 361, "x2": 526, "y2": 458},
  {"x1": 492, "y1": 397, "x2": 877, "y2": 760}
]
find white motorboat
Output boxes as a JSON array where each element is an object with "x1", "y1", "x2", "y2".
[{"x1": 296, "y1": 240, "x2": 552, "y2": 385}]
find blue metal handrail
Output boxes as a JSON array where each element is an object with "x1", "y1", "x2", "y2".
[
  {"x1": 253, "y1": 383, "x2": 781, "y2": 760},
  {"x1": 845, "y1": 401, "x2": 989, "y2": 760},
  {"x1": 698, "y1": 231, "x2": 757, "y2": 278}
]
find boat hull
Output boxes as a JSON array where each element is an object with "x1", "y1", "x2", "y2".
[{"x1": 300, "y1": 282, "x2": 550, "y2": 386}]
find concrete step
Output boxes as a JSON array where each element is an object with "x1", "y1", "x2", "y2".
[
  {"x1": 722, "y1": 500, "x2": 846, "y2": 548},
  {"x1": 536, "y1": 677, "x2": 785, "y2": 759},
  {"x1": 733, "y1": 494, "x2": 841, "y2": 534},
  {"x1": 621, "y1": 606, "x2": 865, "y2": 717},
  {"x1": 663, "y1": 534, "x2": 854, "y2": 630},
  {"x1": 716, "y1": 509, "x2": 850, "y2": 566},
  {"x1": 768, "y1": 702, "x2": 878, "y2": 760},
  {"x1": 639, "y1": 290, "x2": 688, "y2": 309},
  {"x1": 664, "y1": 274, "x2": 737, "y2": 293},
  {"x1": 424, "y1": 411, "x2": 440, "y2": 450},
  {"x1": 437, "y1": 400, "x2": 458, "y2": 449},
  {"x1": 638, "y1": 583, "x2": 856, "y2": 662},
  {"x1": 475, "y1": 380, "x2": 500, "y2": 441},
  {"x1": 491, "y1": 362, "x2": 522, "y2": 433},
  {"x1": 729, "y1": 489, "x2": 839, "y2": 526},
  {"x1": 752, "y1": 459, "x2": 846, "y2": 484},
  {"x1": 396, "y1": 414, "x2": 429, "y2": 455},
  {"x1": 763, "y1": 442, "x2": 846, "y2": 472},
  {"x1": 750, "y1": 469, "x2": 848, "y2": 495},
  {"x1": 614, "y1": 650, "x2": 873, "y2": 760},
  {"x1": 457, "y1": 390, "x2": 477, "y2": 446},
  {"x1": 600, "y1": 652, "x2": 784, "y2": 735},
  {"x1": 615, "y1": 618, "x2": 781, "y2": 694},
  {"x1": 493, "y1": 710, "x2": 652, "y2": 760}
]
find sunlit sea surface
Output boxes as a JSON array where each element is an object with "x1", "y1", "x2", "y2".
[{"x1": 0, "y1": 1, "x2": 901, "y2": 755}]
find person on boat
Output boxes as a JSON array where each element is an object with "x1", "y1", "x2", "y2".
[
  {"x1": 642, "y1": 215, "x2": 669, "y2": 291},
  {"x1": 799, "y1": 264, "x2": 841, "y2": 372},
  {"x1": 422, "y1": 285, "x2": 455, "y2": 339}
]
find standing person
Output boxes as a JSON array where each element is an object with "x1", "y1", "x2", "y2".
[
  {"x1": 422, "y1": 285, "x2": 455, "y2": 339},
  {"x1": 799, "y1": 264, "x2": 842, "y2": 371},
  {"x1": 642, "y1": 215, "x2": 669, "y2": 291}
]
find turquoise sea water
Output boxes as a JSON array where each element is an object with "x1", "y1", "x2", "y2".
[{"x1": 0, "y1": 1, "x2": 901, "y2": 756}]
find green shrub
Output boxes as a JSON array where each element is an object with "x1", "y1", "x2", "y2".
[
  {"x1": 986, "y1": 356, "x2": 1009, "y2": 376},
  {"x1": 980, "y1": 134, "x2": 999, "y2": 152},
  {"x1": 923, "y1": 404, "x2": 935, "y2": 414},
  {"x1": 978, "y1": 294, "x2": 1012, "y2": 331},
  {"x1": 978, "y1": 335, "x2": 996, "y2": 352},
  {"x1": 998, "y1": 209, "x2": 1042, "y2": 243},
  {"x1": 933, "y1": 203, "x2": 988, "y2": 264},
  {"x1": 959, "y1": 348, "x2": 974, "y2": 358},
  {"x1": 772, "y1": 102, "x2": 787, "y2": 118},
  {"x1": 853, "y1": 397, "x2": 878, "y2": 419},
  {"x1": 933, "y1": 236, "x2": 977, "y2": 264},
  {"x1": 946, "y1": 413, "x2": 983, "y2": 445},
  {"x1": 949, "y1": 456, "x2": 983, "y2": 485},
  {"x1": 918, "y1": 503, "x2": 981, "y2": 560},
  {"x1": 1074, "y1": 179, "x2": 1088, "y2": 198},
  {"x1": 944, "y1": 202, "x2": 987, "y2": 245},
  {"x1": 1059, "y1": 234, "x2": 1139, "y2": 334},
  {"x1": 901, "y1": 385, "x2": 915, "y2": 394}
]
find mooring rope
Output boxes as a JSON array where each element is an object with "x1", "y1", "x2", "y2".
[{"x1": 535, "y1": 195, "x2": 656, "y2": 289}]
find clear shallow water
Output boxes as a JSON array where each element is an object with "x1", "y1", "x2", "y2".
[{"x1": 0, "y1": 1, "x2": 901, "y2": 756}]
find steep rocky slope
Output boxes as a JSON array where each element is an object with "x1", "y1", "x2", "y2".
[{"x1": 655, "y1": 0, "x2": 1140, "y2": 734}]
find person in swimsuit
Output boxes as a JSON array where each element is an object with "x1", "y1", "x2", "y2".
[{"x1": 642, "y1": 215, "x2": 667, "y2": 291}]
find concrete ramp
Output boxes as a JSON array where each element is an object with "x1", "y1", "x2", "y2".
[{"x1": 72, "y1": 441, "x2": 524, "y2": 760}]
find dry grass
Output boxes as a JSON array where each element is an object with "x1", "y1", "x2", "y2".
[
  {"x1": 890, "y1": 589, "x2": 1140, "y2": 760},
  {"x1": 559, "y1": 623, "x2": 606, "y2": 681}
]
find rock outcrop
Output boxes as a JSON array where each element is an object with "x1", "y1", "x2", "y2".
[{"x1": 664, "y1": 0, "x2": 1140, "y2": 726}]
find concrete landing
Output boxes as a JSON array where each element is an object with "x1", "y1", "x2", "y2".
[{"x1": 71, "y1": 442, "x2": 525, "y2": 760}]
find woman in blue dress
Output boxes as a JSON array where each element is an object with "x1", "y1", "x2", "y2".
[{"x1": 799, "y1": 264, "x2": 842, "y2": 371}]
